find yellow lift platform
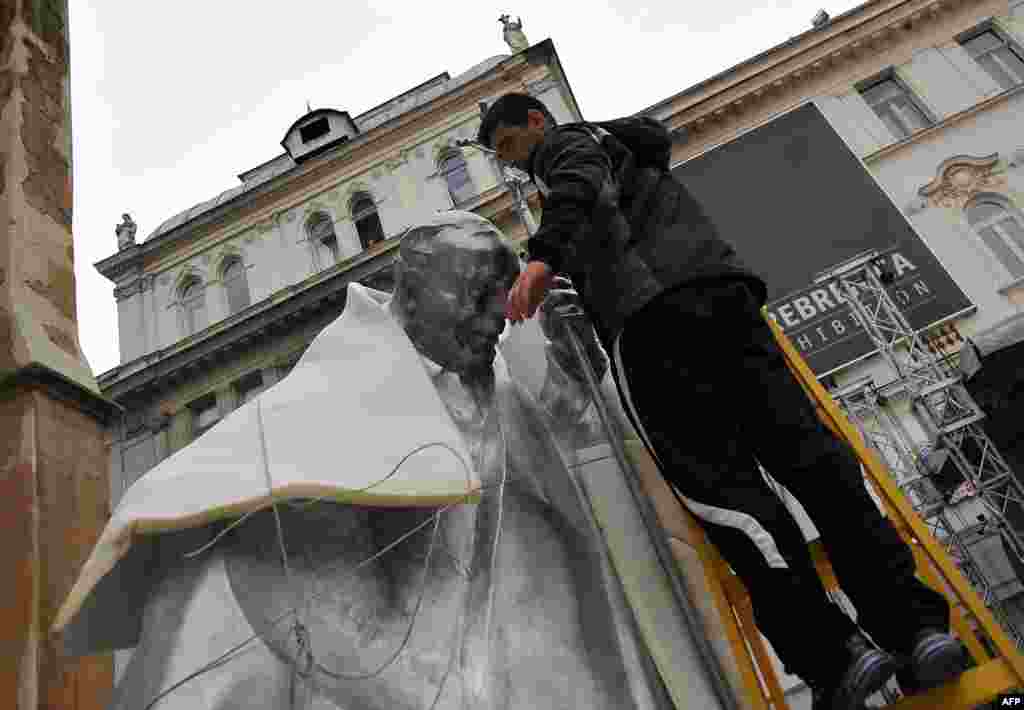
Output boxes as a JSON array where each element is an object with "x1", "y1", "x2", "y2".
[{"x1": 625, "y1": 312, "x2": 1024, "y2": 709}]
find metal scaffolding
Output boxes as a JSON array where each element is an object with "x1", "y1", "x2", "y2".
[{"x1": 816, "y1": 247, "x2": 1024, "y2": 649}]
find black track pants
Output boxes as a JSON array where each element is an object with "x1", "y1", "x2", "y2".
[{"x1": 608, "y1": 281, "x2": 950, "y2": 682}]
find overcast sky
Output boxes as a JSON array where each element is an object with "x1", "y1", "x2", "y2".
[{"x1": 69, "y1": 0, "x2": 866, "y2": 377}]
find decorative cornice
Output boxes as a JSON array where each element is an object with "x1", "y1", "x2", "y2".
[
  {"x1": 918, "y1": 152, "x2": 1007, "y2": 209},
  {"x1": 0, "y1": 364, "x2": 124, "y2": 426},
  {"x1": 663, "y1": 0, "x2": 969, "y2": 138},
  {"x1": 113, "y1": 274, "x2": 155, "y2": 301}
]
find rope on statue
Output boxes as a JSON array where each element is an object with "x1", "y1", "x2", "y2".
[{"x1": 142, "y1": 439, "x2": 480, "y2": 710}]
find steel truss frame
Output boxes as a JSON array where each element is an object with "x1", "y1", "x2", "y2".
[{"x1": 816, "y1": 247, "x2": 1024, "y2": 648}]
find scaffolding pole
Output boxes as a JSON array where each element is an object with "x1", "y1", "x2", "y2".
[
  {"x1": 817, "y1": 247, "x2": 1024, "y2": 649},
  {"x1": 833, "y1": 380, "x2": 1024, "y2": 651}
]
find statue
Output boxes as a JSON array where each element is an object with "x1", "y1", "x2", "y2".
[
  {"x1": 52, "y1": 212, "x2": 712, "y2": 710},
  {"x1": 499, "y1": 14, "x2": 529, "y2": 53},
  {"x1": 116, "y1": 213, "x2": 137, "y2": 250}
]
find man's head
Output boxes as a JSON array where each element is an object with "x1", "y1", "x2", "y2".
[
  {"x1": 390, "y1": 211, "x2": 521, "y2": 380},
  {"x1": 478, "y1": 93, "x2": 556, "y2": 170}
]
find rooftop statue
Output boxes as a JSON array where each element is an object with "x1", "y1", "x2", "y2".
[
  {"x1": 499, "y1": 14, "x2": 529, "y2": 53},
  {"x1": 116, "y1": 213, "x2": 137, "y2": 251}
]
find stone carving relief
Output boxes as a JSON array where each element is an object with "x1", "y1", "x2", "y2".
[
  {"x1": 173, "y1": 264, "x2": 206, "y2": 298},
  {"x1": 113, "y1": 282, "x2": 137, "y2": 302},
  {"x1": 113, "y1": 275, "x2": 155, "y2": 301},
  {"x1": 918, "y1": 153, "x2": 1009, "y2": 210}
]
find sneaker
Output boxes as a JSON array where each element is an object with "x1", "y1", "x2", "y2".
[
  {"x1": 906, "y1": 628, "x2": 965, "y2": 691},
  {"x1": 810, "y1": 633, "x2": 898, "y2": 710}
]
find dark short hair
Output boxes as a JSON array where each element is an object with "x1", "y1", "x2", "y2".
[{"x1": 477, "y1": 93, "x2": 556, "y2": 149}]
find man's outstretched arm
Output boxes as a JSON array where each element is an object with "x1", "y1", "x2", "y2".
[{"x1": 507, "y1": 128, "x2": 614, "y2": 322}]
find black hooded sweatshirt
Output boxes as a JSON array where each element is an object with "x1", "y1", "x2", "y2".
[{"x1": 524, "y1": 116, "x2": 767, "y2": 348}]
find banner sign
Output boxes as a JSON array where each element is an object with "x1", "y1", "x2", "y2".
[{"x1": 671, "y1": 102, "x2": 974, "y2": 376}]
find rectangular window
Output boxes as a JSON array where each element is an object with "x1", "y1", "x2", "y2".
[
  {"x1": 190, "y1": 393, "x2": 220, "y2": 440},
  {"x1": 859, "y1": 77, "x2": 933, "y2": 140},
  {"x1": 961, "y1": 29, "x2": 1024, "y2": 91},
  {"x1": 235, "y1": 370, "x2": 266, "y2": 406}
]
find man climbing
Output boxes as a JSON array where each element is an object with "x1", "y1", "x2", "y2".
[{"x1": 478, "y1": 92, "x2": 965, "y2": 709}]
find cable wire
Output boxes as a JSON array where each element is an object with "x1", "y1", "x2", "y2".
[{"x1": 143, "y1": 481, "x2": 501, "y2": 709}]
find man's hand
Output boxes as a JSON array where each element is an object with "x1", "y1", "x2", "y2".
[{"x1": 506, "y1": 260, "x2": 555, "y2": 323}]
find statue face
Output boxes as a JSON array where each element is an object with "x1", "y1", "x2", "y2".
[{"x1": 401, "y1": 222, "x2": 520, "y2": 378}]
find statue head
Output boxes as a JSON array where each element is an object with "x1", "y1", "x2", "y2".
[{"x1": 390, "y1": 211, "x2": 520, "y2": 382}]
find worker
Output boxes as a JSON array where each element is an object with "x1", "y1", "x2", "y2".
[{"x1": 478, "y1": 92, "x2": 964, "y2": 710}]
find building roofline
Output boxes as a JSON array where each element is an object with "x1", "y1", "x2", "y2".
[
  {"x1": 634, "y1": 0, "x2": 876, "y2": 117},
  {"x1": 94, "y1": 50, "x2": 538, "y2": 282},
  {"x1": 354, "y1": 70, "x2": 452, "y2": 120}
]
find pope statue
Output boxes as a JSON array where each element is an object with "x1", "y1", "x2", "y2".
[{"x1": 52, "y1": 211, "x2": 723, "y2": 710}]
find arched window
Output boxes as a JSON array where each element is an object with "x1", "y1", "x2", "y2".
[
  {"x1": 351, "y1": 193, "x2": 385, "y2": 250},
  {"x1": 222, "y1": 258, "x2": 251, "y2": 315},
  {"x1": 440, "y1": 151, "x2": 474, "y2": 206},
  {"x1": 307, "y1": 211, "x2": 339, "y2": 266},
  {"x1": 180, "y1": 278, "x2": 207, "y2": 335},
  {"x1": 966, "y1": 197, "x2": 1024, "y2": 279}
]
